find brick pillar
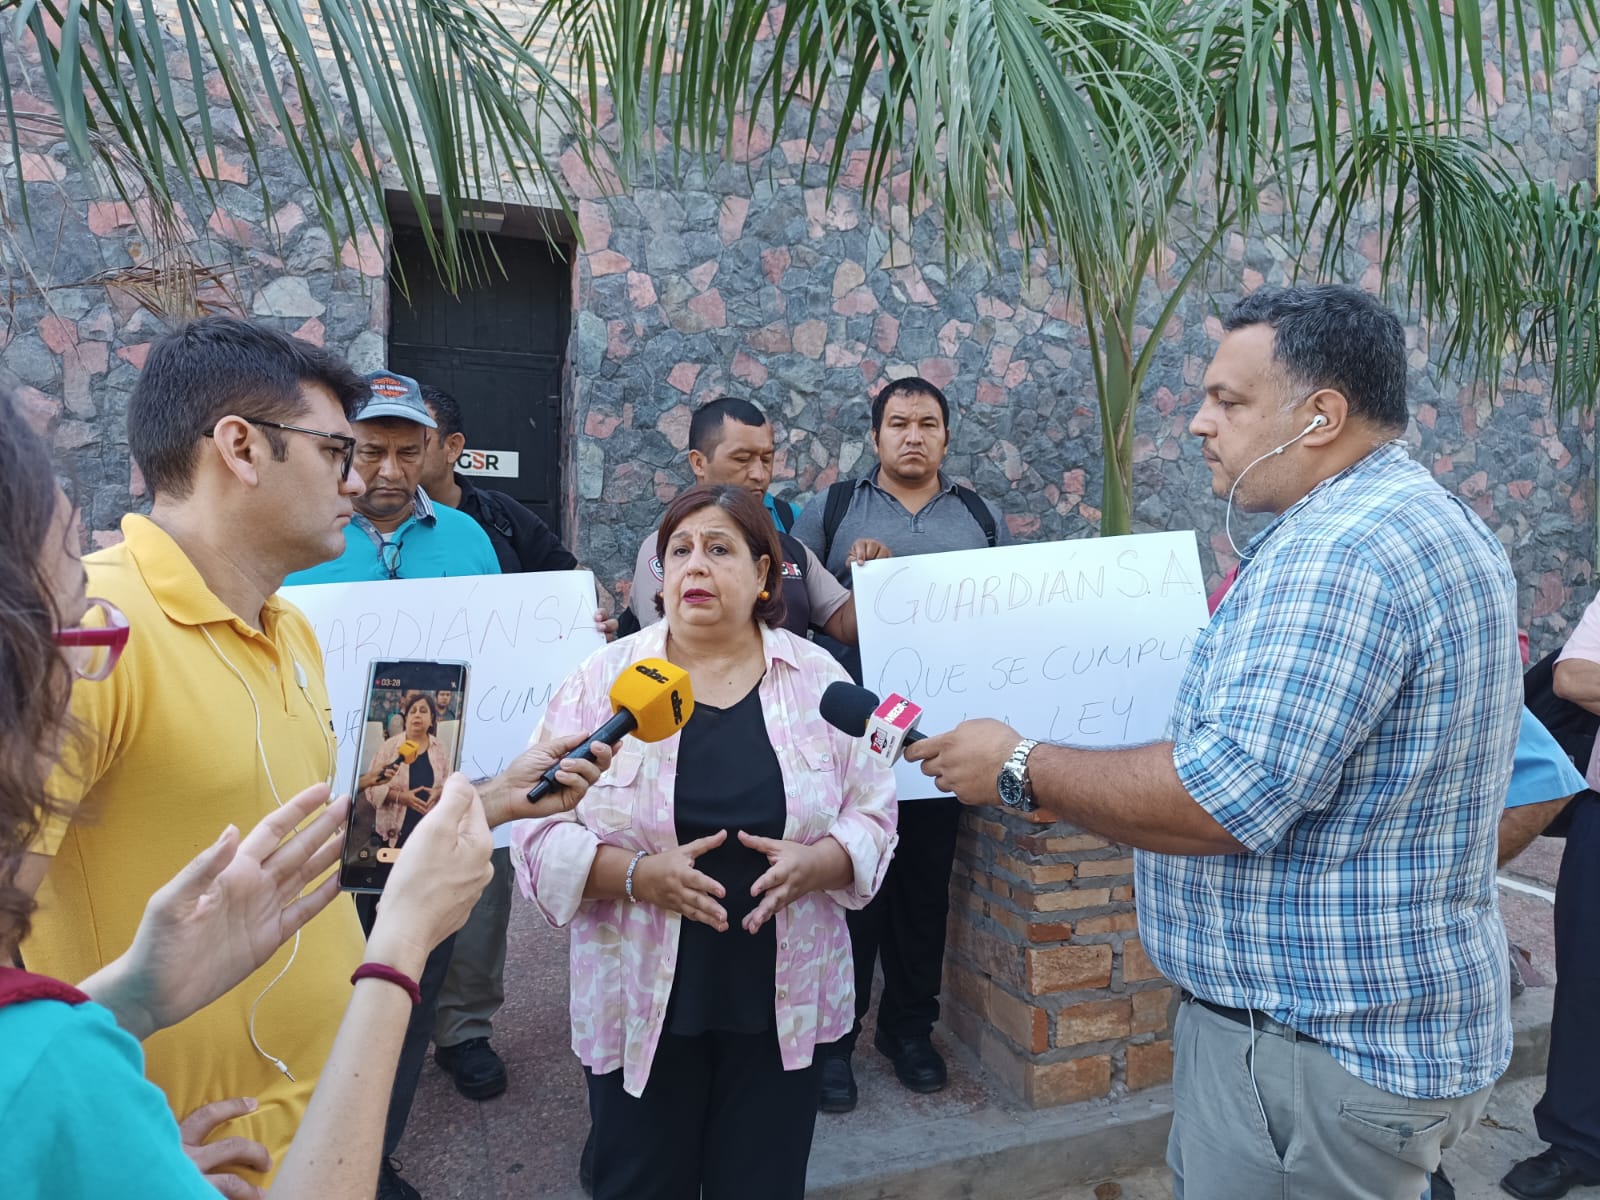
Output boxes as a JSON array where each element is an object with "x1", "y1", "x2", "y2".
[{"x1": 943, "y1": 809, "x2": 1175, "y2": 1107}]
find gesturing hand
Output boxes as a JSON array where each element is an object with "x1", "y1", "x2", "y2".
[
  {"x1": 84, "y1": 785, "x2": 349, "y2": 1040},
  {"x1": 179, "y1": 1097, "x2": 271, "y2": 1200},
  {"x1": 633, "y1": 831, "x2": 729, "y2": 931},
  {"x1": 401, "y1": 786, "x2": 436, "y2": 815},
  {"x1": 740, "y1": 832, "x2": 852, "y2": 933}
]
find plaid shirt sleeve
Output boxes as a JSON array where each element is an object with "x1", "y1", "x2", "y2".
[{"x1": 1173, "y1": 544, "x2": 1412, "y2": 853}]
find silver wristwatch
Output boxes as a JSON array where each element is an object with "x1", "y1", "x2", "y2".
[{"x1": 997, "y1": 738, "x2": 1040, "y2": 812}]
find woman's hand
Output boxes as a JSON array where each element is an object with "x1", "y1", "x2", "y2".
[
  {"x1": 633, "y1": 831, "x2": 730, "y2": 931},
  {"x1": 179, "y1": 1096, "x2": 271, "y2": 1200},
  {"x1": 366, "y1": 773, "x2": 494, "y2": 976},
  {"x1": 479, "y1": 733, "x2": 613, "y2": 825},
  {"x1": 356, "y1": 762, "x2": 399, "y2": 792},
  {"x1": 740, "y1": 832, "x2": 853, "y2": 934},
  {"x1": 79, "y1": 785, "x2": 349, "y2": 1040},
  {"x1": 400, "y1": 785, "x2": 436, "y2": 815}
]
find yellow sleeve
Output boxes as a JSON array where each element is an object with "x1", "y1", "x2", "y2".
[{"x1": 34, "y1": 652, "x2": 133, "y2": 855}]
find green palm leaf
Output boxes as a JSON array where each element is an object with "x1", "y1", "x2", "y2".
[{"x1": 0, "y1": 0, "x2": 580, "y2": 289}]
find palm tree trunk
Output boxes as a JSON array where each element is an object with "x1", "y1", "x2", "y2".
[{"x1": 1095, "y1": 288, "x2": 1140, "y2": 537}]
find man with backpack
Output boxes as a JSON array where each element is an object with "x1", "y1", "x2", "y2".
[{"x1": 791, "y1": 376, "x2": 1011, "y2": 1113}]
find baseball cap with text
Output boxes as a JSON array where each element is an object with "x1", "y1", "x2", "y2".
[{"x1": 355, "y1": 370, "x2": 437, "y2": 428}]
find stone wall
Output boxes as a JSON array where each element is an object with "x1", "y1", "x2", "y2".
[
  {"x1": 559, "y1": 30, "x2": 1600, "y2": 664},
  {"x1": 6, "y1": 19, "x2": 1595, "y2": 654},
  {"x1": 0, "y1": 33, "x2": 386, "y2": 545}
]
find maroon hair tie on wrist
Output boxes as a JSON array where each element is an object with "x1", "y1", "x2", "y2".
[{"x1": 351, "y1": 962, "x2": 422, "y2": 1006}]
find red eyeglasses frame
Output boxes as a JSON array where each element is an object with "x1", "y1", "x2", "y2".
[{"x1": 53, "y1": 598, "x2": 130, "y2": 681}]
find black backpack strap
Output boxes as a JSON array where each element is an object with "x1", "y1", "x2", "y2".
[
  {"x1": 820, "y1": 481, "x2": 854, "y2": 566},
  {"x1": 953, "y1": 485, "x2": 999, "y2": 547},
  {"x1": 770, "y1": 495, "x2": 795, "y2": 534},
  {"x1": 480, "y1": 489, "x2": 519, "y2": 542}
]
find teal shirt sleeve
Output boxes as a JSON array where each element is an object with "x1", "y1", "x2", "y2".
[
  {"x1": 1506, "y1": 706, "x2": 1587, "y2": 809},
  {"x1": 0, "y1": 999, "x2": 221, "y2": 1200}
]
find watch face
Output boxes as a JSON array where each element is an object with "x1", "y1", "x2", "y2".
[{"x1": 998, "y1": 766, "x2": 1024, "y2": 808}]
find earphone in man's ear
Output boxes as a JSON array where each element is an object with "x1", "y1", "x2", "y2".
[{"x1": 1226, "y1": 412, "x2": 1334, "y2": 559}]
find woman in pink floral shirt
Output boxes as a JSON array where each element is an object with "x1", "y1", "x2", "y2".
[
  {"x1": 515, "y1": 484, "x2": 897, "y2": 1200},
  {"x1": 358, "y1": 691, "x2": 449, "y2": 847}
]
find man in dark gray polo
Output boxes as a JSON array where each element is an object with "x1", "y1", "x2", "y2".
[{"x1": 792, "y1": 375, "x2": 1011, "y2": 1113}]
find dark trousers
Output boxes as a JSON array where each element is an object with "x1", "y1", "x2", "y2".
[
  {"x1": 434, "y1": 846, "x2": 513, "y2": 1048},
  {"x1": 1535, "y1": 795, "x2": 1600, "y2": 1175},
  {"x1": 820, "y1": 796, "x2": 961, "y2": 1056},
  {"x1": 354, "y1": 893, "x2": 456, "y2": 1159},
  {"x1": 585, "y1": 1028, "x2": 821, "y2": 1200}
]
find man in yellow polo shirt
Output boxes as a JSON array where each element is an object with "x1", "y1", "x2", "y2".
[{"x1": 24, "y1": 318, "x2": 377, "y2": 1193}]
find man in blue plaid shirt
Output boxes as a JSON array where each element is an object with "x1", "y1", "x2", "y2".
[{"x1": 909, "y1": 285, "x2": 1522, "y2": 1200}]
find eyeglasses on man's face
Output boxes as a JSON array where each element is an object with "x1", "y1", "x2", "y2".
[
  {"x1": 205, "y1": 418, "x2": 358, "y2": 480},
  {"x1": 53, "y1": 597, "x2": 130, "y2": 681}
]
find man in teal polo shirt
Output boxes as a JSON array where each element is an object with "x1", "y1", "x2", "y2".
[
  {"x1": 286, "y1": 370, "x2": 499, "y2": 586},
  {"x1": 282, "y1": 367, "x2": 496, "y2": 1199}
]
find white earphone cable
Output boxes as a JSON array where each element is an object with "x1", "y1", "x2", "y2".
[
  {"x1": 1223, "y1": 416, "x2": 1327, "y2": 560},
  {"x1": 200, "y1": 626, "x2": 334, "y2": 1083}
]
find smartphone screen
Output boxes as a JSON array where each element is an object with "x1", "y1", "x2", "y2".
[{"x1": 339, "y1": 659, "x2": 470, "y2": 892}]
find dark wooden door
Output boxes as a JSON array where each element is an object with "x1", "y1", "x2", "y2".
[{"x1": 387, "y1": 227, "x2": 570, "y2": 536}]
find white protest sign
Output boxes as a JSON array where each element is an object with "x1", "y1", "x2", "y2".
[
  {"x1": 280, "y1": 572, "x2": 605, "y2": 846},
  {"x1": 853, "y1": 531, "x2": 1210, "y2": 800}
]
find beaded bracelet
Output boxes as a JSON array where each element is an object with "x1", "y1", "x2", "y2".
[
  {"x1": 351, "y1": 961, "x2": 422, "y2": 1006},
  {"x1": 624, "y1": 849, "x2": 649, "y2": 903}
]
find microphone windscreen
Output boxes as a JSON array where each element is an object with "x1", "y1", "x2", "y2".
[
  {"x1": 396, "y1": 739, "x2": 420, "y2": 764},
  {"x1": 820, "y1": 681, "x2": 880, "y2": 737},
  {"x1": 610, "y1": 657, "x2": 695, "y2": 742}
]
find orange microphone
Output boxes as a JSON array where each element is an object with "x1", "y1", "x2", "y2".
[
  {"x1": 526, "y1": 658, "x2": 695, "y2": 801},
  {"x1": 387, "y1": 739, "x2": 421, "y2": 770}
]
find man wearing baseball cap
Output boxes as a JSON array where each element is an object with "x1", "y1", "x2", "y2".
[
  {"x1": 284, "y1": 368, "x2": 497, "y2": 1198},
  {"x1": 286, "y1": 370, "x2": 498, "y2": 585}
]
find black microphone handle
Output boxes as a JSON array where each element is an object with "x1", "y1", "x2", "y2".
[{"x1": 526, "y1": 708, "x2": 638, "y2": 802}]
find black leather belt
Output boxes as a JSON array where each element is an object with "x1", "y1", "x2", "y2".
[{"x1": 1181, "y1": 991, "x2": 1321, "y2": 1045}]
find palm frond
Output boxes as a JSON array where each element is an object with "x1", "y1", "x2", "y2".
[
  {"x1": 1310, "y1": 121, "x2": 1600, "y2": 418},
  {"x1": 0, "y1": 0, "x2": 580, "y2": 289},
  {"x1": 1514, "y1": 180, "x2": 1600, "y2": 416}
]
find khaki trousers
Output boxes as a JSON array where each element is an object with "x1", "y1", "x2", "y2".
[{"x1": 1168, "y1": 996, "x2": 1492, "y2": 1200}]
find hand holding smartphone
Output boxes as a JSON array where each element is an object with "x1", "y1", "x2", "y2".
[{"x1": 340, "y1": 659, "x2": 469, "y2": 893}]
